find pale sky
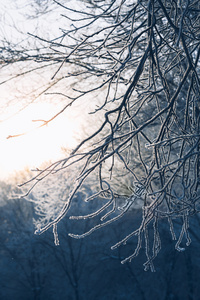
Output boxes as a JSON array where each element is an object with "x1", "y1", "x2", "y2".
[{"x1": 0, "y1": 0, "x2": 81, "y2": 180}]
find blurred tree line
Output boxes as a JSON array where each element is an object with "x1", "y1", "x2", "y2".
[{"x1": 1, "y1": 179, "x2": 200, "y2": 299}]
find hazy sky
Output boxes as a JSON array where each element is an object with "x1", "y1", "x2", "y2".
[{"x1": 0, "y1": 0, "x2": 81, "y2": 180}]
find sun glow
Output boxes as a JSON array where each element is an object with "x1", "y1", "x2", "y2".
[{"x1": 0, "y1": 103, "x2": 78, "y2": 180}]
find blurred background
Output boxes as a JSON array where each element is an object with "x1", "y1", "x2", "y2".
[{"x1": 1, "y1": 1, "x2": 200, "y2": 299}]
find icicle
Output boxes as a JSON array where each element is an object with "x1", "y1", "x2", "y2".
[
  {"x1": 53, "y1": 224, "x2": 60, "y2": 246},
  {"x1": 168, "y1": 217, "x2": 176, "y2": 241}
]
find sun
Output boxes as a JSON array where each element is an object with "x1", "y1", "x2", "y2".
[{"x1": 0, "y1": 103, "x2": 78, "y2": 180}]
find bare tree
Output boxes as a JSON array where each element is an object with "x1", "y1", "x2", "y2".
[{"x1": 1, "y1": 0, "x2": 200, "y2": 270}]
